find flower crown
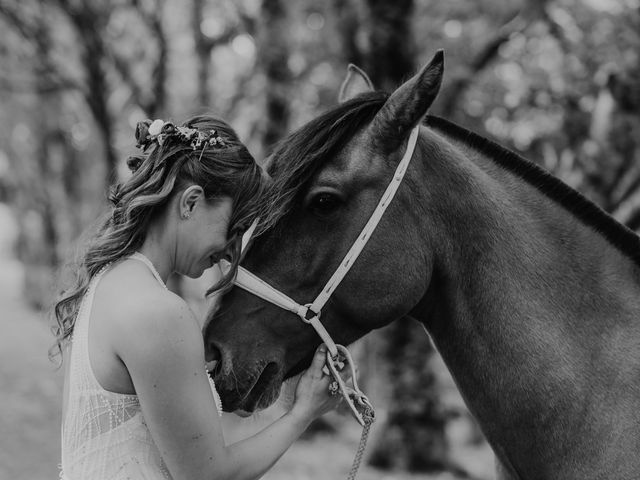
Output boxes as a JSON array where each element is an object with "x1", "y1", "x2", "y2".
[{"x1": 135, "y1": 119, "x2": 228, "y2": 152}]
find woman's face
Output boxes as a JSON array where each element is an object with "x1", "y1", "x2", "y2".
[{"x1": 178, "y1": 195, "x2": 233, "y2": 278}]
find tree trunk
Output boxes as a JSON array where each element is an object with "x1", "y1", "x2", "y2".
[
  {"x1": 361, "y1": 0, "x2": 415, "y2": 92},
  {"x1": 192, "y1": 0, "x2": 212, "y2": 107},
  {"x1": 332, "y1": 0, "x2": 365, "y2": 68},
  {"x1": 368, "y1": 318, "x2": 452, "y2": 471},
  {"x1": 59, "y1": 1, "x2": 116, "y2": 191},
  {"x1": 257, "y1": 0, "x2": 292, "y2": 151},
  {"x1": 23, "y1": 3, "x2": 63, "y2": 307}
]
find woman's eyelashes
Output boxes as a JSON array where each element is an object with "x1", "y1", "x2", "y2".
[{"x1": 209, "y1": 250, "x2": 228, "y2": 265}]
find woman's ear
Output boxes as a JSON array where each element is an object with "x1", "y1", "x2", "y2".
[{"x1": 180, "y1": 185, "x2": 205, "y2": 219}]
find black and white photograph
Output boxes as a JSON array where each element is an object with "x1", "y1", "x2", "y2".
[{"x1": 1, "y1": 0, "x2": 639, "y2": 479}]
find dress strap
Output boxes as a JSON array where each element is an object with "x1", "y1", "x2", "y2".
[{"x1": 128, "y1": 252, "x2": 168, "y2": 290}]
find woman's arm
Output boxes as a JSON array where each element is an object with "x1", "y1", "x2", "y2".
[{"x1": 115, "y1": 293, "x2": 337, "y2": 480}]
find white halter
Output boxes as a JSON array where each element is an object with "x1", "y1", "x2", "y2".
[{"x1": 223, "y1": 125, "x2": 420, "y2": 358}]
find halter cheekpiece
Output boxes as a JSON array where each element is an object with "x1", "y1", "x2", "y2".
[{"x1": 222, "y1": 125, "x2": 420, "y2": 426}]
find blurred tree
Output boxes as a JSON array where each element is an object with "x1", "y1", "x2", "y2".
[
  {"x1": 192, "y1": 0, "x2": 252, "y2": 107},
  {"x1": 360, "y1": 0, "x2": 415, "y2": 92},
  {"x1": 371, "y1": 318, "x2": 463, "y2": 472},
  {"x1": 0, "y1": 1, "x2": 80, "y2": 305},
  {"x1": 114, "y1": 0, "x2": 170, "y2": 118},
  {"x1": 257, "y1": 0, "x2": 293, "y2": 149},
  {"x1": 0, "y1": 0, "x2": 174, "y2": 305},
  {"x1": 331, "y1": 0, "x2": 365, "y2": 70},
  {"x1": 438, "y1": 8, "x2": 529, "y2": 118},
  {"x1": 54, "y1": 0, "x2": 116, "y2": 189}
]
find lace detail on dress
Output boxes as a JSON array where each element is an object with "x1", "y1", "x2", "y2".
[{"x1": 60, "y1": 256, "x2": 222, "y2": 480}]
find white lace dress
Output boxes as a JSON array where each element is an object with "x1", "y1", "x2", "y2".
[{"x1": 60, "y1": 254, "x2": 223, "y2": 480}]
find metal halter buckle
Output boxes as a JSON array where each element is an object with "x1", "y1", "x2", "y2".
[{"x1": 301, "y1": 304, "x2": 321, "y2": 324}]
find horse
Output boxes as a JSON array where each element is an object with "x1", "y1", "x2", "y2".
[{"x1": 204, "y1": 51, "x2": 640, "y2": 479}]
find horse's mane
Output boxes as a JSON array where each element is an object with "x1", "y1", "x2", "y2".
[
  {"x1": 259, "y1": 91, "x2": 389, "y2": 233},
  {"x1": 425, "y1": 115, "x2": 640, "y2": 266},
  {"x1": 259, "y1": 90, "x2": 640, "y2": 266}
]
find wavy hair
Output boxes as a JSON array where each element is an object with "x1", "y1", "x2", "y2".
[{"x1": 50, "y1": 115, "x2": 266, "y2": 361}]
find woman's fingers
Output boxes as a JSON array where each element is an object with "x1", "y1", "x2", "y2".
[
  {"x1": 307, "y1": 343, "x2": 359, "y2": 395},
  {"x1": 309, "y1": 343, "x2": 329, "y2": 380}
]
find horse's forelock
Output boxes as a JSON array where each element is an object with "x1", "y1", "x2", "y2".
[{"x1": 257, "y1": 92, "x2": 390, "y2": 234}]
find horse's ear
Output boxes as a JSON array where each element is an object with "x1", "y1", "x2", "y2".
[
  {"x1": 338, "y1": 64, "x2": 374, "y2": 103},
  {"x1": 368, "y1": 50, "x2": 444, "y2": 153}
]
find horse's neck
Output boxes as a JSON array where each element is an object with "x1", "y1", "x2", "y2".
[{"x1": 412, "y1": 132, "x2": 640, "y2": 478}]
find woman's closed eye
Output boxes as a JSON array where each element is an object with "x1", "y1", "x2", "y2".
[{"x1": 209, "y1": 251, "x2": 225, "y2": 264}]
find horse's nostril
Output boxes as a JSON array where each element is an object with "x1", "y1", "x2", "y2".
[{"x1": 206, "y1": 343, "x2": 221, "y2": 363}]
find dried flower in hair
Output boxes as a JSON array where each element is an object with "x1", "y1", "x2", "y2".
[
  {"x1": 135, "y1": 120, "x2": 152, "y2": 149},
  {"x1": 148, "y1": 119, "x2": 165, "y2": 136},
  {"x1": 134, "y1": 118, "x2": 229, "y2": 160},
  {"x1": 161, "y1": 123, "x2": 176, "y2": 135},
  {"x1": 126, "y1": 154, "x2": 145, "y2": 173}
]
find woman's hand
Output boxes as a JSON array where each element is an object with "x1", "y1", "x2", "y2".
[{"x1": 290, "y1": 344, "x2": 345, "y2": 423}]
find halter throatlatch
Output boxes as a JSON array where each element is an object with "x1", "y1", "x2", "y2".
[{"x1": 222, "y1": 125, "x2": 420, "y2": 429}]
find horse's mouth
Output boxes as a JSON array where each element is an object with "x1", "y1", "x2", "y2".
[{"x1": 219, "y1": 361, "x2": 282, "y2": 413}]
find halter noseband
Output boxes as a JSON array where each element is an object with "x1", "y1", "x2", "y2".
[{"x1": 221, "y1": 125, "x2": 420, "y2": 425}]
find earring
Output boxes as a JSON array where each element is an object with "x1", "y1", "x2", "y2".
[{"x1": 182, "y1": 211, "x2": 191, "y2": 219}]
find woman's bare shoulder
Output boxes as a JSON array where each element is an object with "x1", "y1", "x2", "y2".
[{"x1": 97, "y1": 260, "x2": 202, "y2": 357}]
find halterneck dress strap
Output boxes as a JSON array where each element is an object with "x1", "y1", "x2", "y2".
[{"x1": 128, "y1": 252, "x2": 168, "y2": 288}]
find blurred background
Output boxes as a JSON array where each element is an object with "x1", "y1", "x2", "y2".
[{"x1": 1, "y1": 0, "x2": 639, "y2": 478}]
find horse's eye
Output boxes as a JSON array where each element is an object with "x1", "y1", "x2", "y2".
[{"x1": 309, "y1": 192, "x2": 342, "y2": 216}]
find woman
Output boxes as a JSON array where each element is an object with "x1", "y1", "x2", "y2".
[{"x1": 52, "y1": 115, "x2": 342, "y2": 480}]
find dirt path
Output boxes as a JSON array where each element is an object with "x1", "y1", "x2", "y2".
[
  {"x1": 0, "y1": 294, "x2": 63, "y2": 480},
  {"x1": 0, "y1": 204, "x2": 61, "y2": 479}
]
